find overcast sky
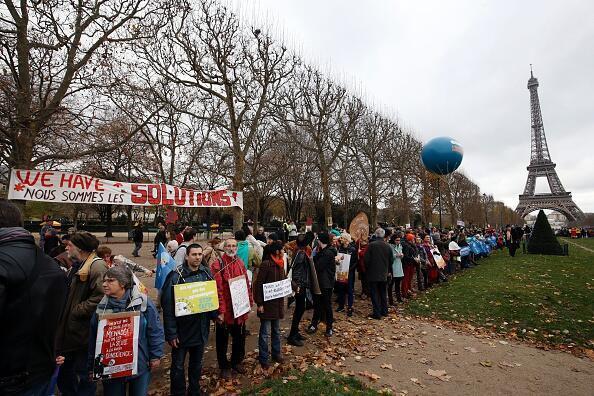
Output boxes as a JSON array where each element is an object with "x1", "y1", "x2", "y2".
[{"x1": 230, "y1": 0, "x2": 594, "y2": 214}]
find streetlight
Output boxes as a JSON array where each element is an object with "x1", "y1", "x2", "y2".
[{"x1": 482, "y1": 193, "x2": 488, "y2": 227}]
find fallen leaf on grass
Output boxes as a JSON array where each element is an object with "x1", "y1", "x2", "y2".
[{"x1": 480, "y1": 361, "x2": 493, "y2": 367}]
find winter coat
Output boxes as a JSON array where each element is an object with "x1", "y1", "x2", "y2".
[
  {"x1": 237, "y1": 240, "x2": 262, "y2": 270},
  {"x1": 401, "y1": 240, "x2": 418, "y2": 267},
  {"x1": 160, "y1": 262, "x2": 218, "y2": 347},
  {"x1": 88, "y1": 288, "x2": 164, "y2": 379},
  {"x1": 132, "y1": 228, "x2": 143, "y2": 243},
  {"x1": 153, "y1": 230, "x2": 167, "y2": 248},
  {"x1": 390, "y1": 243, "x2": 405, "y2": 278},
  {"x1": 252, "y1": 259, "x2": 286, "y2": 320},
  {"x1": 56, "y1": 253, "x2": 108, "y2": 354},
  {"x1": 0, "y1": 228, "x2": 68, "y2": 395},
  {"x1": 417, "y1": 244, "x2": 428, "y2": 270},
  {"x1": 313, "y1": 245, "x2": 337, "y2": 289},
  {"x1": 211, "y1": 254, "x2": 253, "y2": 325},
  {"x1": 364, "y1": 239, "x2": 392, "y2": 283},
  {"x1": 288, "y1": 249, "x2": 321, "y2": 295}
]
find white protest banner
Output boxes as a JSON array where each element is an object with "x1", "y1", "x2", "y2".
[
  {"x1": 431, "y1": 249, "x2": 446, "y2": 269},
  {"x1": 263, "y1": 278, "x2": 293, "y2": 302},
  {"x1": 93, "y1": 312, "x2": 140, "y2": 380},
  {"x1": 228, "y1": 275, "x2": 251, "y2": 318},
  {"x1": 8, "y1": 169, "x2": 243, "y2": 209},
  {"x1": 335, "y1": 253, "x2": 350, "y2": 282}
]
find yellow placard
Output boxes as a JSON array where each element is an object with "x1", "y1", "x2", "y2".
[{"x1": 173, "y1": 280, "x2": 219, "y2": 317}]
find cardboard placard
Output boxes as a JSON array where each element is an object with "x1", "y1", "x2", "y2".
[
  {"x1": 229, "y1": 275, "x2": 251, "y2": 318},
  {"x1": 93, "y1": 311, "x2": 140, "y2": 380},
  {"x1": 335, "y1": 253, "x2": 351, "y2": 282},
  {"x1": 173, "y1": 280, "x2": 219, "y2": 317},
  {"x1": 263, "y1": 278, "x2": 293, "y2": 301}
]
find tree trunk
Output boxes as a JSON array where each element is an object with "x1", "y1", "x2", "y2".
[
  {"x1": 105, "y1": 205, "x2": 113, "y2": 237},
  {"x1": 320, "y1": 167, "x2": 332, "y2": 228},
  {"x1": 232, "y1": 154, "x2": 245, "y2": 232}
]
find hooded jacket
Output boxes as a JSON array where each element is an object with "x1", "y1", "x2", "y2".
[
  {"x1": 56, "y1": 252, "x2": 108, "y2": 354},
  {"x1": 160, "y1": 262, "x2": 218, "y2": 347},
  {"x1": 88, "y1": 288, "x2": 164, "y2": 379},
  {"x1": 0, "y1": 227, "x2": 67, "y2": 395}
]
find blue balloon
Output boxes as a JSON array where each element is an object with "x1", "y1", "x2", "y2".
[{"x1": 420, "y1": 137, "x2": 464, "y2": 175}]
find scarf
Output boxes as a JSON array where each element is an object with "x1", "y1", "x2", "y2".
[{"x1": 271, "y1": 254, "x2": 284, "y2": 269}]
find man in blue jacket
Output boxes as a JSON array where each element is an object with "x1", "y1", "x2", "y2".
[{"x1": 161, "y1": 244, "x2": 218, "y2": 396}]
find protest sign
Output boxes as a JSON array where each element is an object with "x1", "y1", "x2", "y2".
[
  {"x1": 263, "y1": 278, "x2": 293, "y2": 301},
  {"x1": 431, "y1": 249, "x2": 446, "y2": 269},
  {"x1": 93, "y1": 312, "x2": 140, "y2": 380},
  {"x1": 8, "y1": 169, "x2": 243, "y2": 209},
  {"x1": 229, "y1": 275, "x2": 251, "y2": 318},
  {"x1": 335, "y1": 253, "x2": 351, "y2": 282},
  {"x1": 173, "y1": 280, "x2": 218, "y2": 317}
]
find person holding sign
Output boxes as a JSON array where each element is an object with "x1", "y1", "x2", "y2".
[
  {"x1": 211, "y1": 239, "x2": 253, "y2": 380},
  {"x1": 161, "y1": 244, "x2": 218, "y2": 396},
  {"x1": 252, "y1": 241, "x2": 288, "y2": 369},
  {"x1": 335, "y1": 233, "x2": 358, "y2": 317},
  {"x1": 88, "y1": 265, "x2": 164, "y2": 395}
]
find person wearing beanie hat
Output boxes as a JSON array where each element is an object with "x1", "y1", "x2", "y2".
[
  {"x1": 55, "y1": 232, "x2": 108, "y2": 396},
  {"x1": 89, "y1": 265, "x2": 164, "y2": 394}
]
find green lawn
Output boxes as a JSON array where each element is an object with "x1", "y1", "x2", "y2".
[
  {"x1": 405, "y1": 245, "x2": 594, "y2": 348},
  {"x1": 563, "y1": 236, "x2": 594, "y2": 251},
  {"x1": 246, "y1": 369, "x2": 380, "y2": 395}
]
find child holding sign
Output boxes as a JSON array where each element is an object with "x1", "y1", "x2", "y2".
[{"x1": 252, "y1": 241, "x2": 289, "y2": 369}]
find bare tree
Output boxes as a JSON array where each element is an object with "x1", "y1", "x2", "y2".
[
  {"x1": 134, "y1": 0, "x2": 297, "y2": 230},
  {"x1": 0, "y1": 0, "x2": 161, "y2": 174}
]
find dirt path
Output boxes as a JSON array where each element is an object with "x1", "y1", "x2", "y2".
[{"x1": 106, "y1": 242, "x2": 594, "y2": 395}]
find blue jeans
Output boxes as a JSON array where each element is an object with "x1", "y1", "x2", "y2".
[
  {"x1": 102, "y1": 371, "x2": 151, "y2": 396},
  {"x1": 170, "y1": 345, "x2": 204, "y2": 396},
  {"x1": 132, "y1": 242, "x2": 142, "y2": 256},
  {"x1": 258, "y1": 319, "x2": 281, "y2": 365},
  {"x1": 57, "y1": 349, "x2": 96, "y2": 396}
]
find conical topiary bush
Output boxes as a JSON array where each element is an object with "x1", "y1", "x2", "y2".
[{"x1": 527, "y1": 210, "x2": 563, "y2": 255}]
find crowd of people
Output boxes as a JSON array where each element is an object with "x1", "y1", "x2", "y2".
[{"x1": 1, "y1": 198, "x2": 527, "y2": 396}]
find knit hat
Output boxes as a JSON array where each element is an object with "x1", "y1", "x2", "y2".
[
  {"x1": 340, "y1": 232, "x2": 352, "y2": 244},
  {"x1": 104, "y1": 265, "x2": 133, "y2": 289},
  {"x1": 405, "y1": 233, "x2": 415, "y2": 242},
  {"x1": 70, "y1": 232, "x2": 100, "y2": 252}
]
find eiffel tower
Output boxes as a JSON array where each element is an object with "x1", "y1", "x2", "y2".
[{"x1": 515, "y1": 67, "x2": 584, "y2": 222}]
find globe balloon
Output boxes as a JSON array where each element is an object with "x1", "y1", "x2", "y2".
[{"x1": 420, "y1": 137, "x2": 464, "y2": 175}]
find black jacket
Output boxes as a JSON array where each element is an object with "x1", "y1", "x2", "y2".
[
  {"x1": 290, "y1": 249, "x2": 311, "y2": 289},
  {"x1": 314, "y1": 245, "x2": 337, "y2": 289},
  {"x1": 364, "y1": 239, "x2": 392, "y2": 282},
  {"x1": 401, "y1": 240, "x2": 418, "y2": 265},
  {"x1": 133, "y1": 227, "x2": 144, "y2": 243},
  {"x1": 160, "y1": 263, "x2": 218, "y2": 347},
  {"x1": 0, "y1": 228, "x2": 67, "y2": 395}
]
